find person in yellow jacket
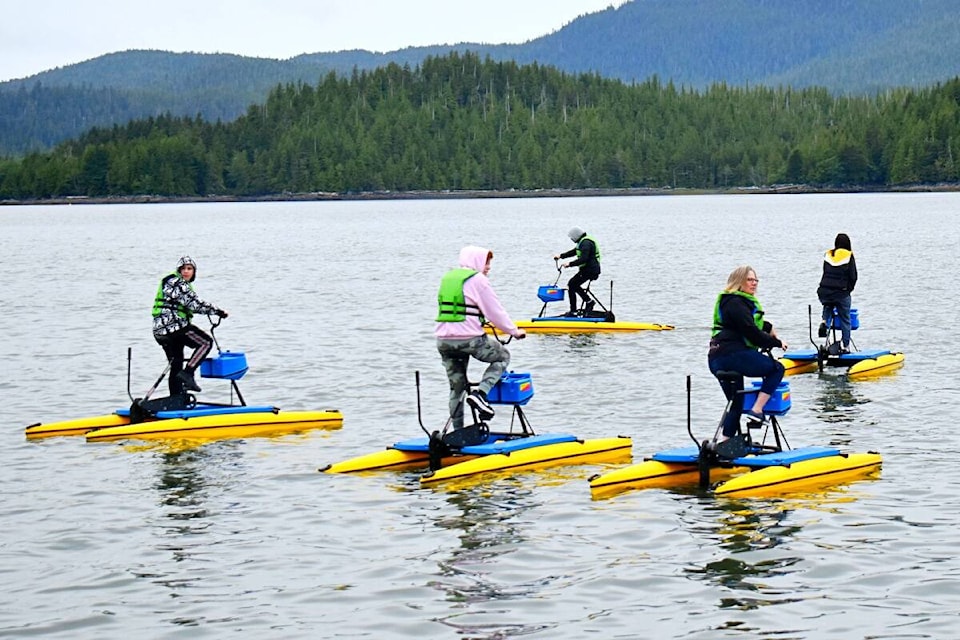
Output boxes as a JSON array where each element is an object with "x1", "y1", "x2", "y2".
[{"x1": 817, "y1": 233, "x2": 858, "y2": 352}]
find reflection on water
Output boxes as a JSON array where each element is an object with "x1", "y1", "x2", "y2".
[
  {"x1": 685, "y1": 486, "x2": 879, "y2": 618},
  {"x1": 429, "y1": 481, "x2": 553, "y2": 638},
  {"x1": 811, "y1": 375, "x2": 871, "y2": 425},
  {"x1": 433, "y1": 482, "x2": 535, "y2": 586},
  {"x1": 155, "y1": 448, "x2": 215, "y2": 530},
  {"x1": 808, "y1": 374, "x2": 877, "y2": 447},
  {"x1": 535, "y1": 332, "x2": 602, "y2": 354},
  {"x1": 144, "y1": 442, "x2": 247, "y2": 619}
]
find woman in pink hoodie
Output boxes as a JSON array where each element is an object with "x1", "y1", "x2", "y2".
[{"x1": 435, "y1": 246, "x2": 526, "y2": 429}]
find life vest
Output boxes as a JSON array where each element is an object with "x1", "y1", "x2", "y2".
[
  {"x1": 152, "y1": 273, "x2": 193, "y2": 321},
  {"x1": 575, "y1": 235, "x2": 601, "y2": 262},
  {"x1": 711, "y1": 290, "x2": 764, "y2": 349},
  {"x1": 436, "y1": 268, "x2": 484, "y2": 322}
]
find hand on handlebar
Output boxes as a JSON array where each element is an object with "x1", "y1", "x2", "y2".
[
  {"x1": 515, "y1": 329, "x2": 527, "y2": 340},
  {"x1": 216, "y1": 308, "x2": 229, "y2": 318}
]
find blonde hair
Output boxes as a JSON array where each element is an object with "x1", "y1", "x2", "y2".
[{"x1": 723, "y1": 265, "x2": 756, "y2": 293}]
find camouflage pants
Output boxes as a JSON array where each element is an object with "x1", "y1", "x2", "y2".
[{"x1": 437, "y1": 335, "x2": 511, "y2": 429}]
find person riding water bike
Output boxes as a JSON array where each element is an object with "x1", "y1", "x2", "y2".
[
  {"x1": 435, "y1": 246, "x2": 526, "y2": 429},
  {"x1": 554, "y1": 227, "x2": 601, "y2": 317},
  {"x1": 707, "y1": 265, "x2": 788, "y2": 440},
  {"x1": 152, "y1": 256, "x2": 228, "y2": 395}
]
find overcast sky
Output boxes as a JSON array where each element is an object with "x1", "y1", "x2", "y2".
[{"x1": 1, "y1": 1, "x2": 626, "y2": 82}]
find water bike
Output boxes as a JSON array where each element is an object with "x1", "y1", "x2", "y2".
[
  {"x1": 321, "y1": 368, "x2": 632, "y2": 486},
  {"x1": 779, "y1": 305, "x2": 904, "y2": 378},
  {"x1": 588, "y1": 371, "x2": 881, "y2": 499},
  {"x1": 499, "y1": 260, "x2": 674, "y2": 333},
  {"x1": 25, "y1": 316, "x2": 342, "y2": 442}
]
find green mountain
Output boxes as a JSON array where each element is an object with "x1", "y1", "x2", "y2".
[
  {"x1": 1, "y1": 0, "x2": 958, "y2": 156},
  {"x1": 4, "y1": 52, "x2": 958, "y2": 200}
]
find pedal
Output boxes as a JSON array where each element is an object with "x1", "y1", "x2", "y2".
[
  {"x1": 442, "y1": 422, "x2": 490, "y2": 448},
  {"x1": 714, "y1": 434, "x2": 750, "y2": 460}
]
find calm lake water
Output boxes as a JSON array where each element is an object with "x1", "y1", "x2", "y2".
[{"x1": 2, "y1": 193, "x2": 958, "y2": 639}]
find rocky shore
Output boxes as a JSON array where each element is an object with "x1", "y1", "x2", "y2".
[{"x1": 3, "y1": 183, "x2": 959, "y2": 206}]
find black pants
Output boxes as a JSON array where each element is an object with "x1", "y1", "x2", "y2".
[
  {"x1": 156, "y1": 324, "x2": 213, "y2": 395},
  {"x1": 568, "y1": 271, "x2": 597, "y2": 313}
]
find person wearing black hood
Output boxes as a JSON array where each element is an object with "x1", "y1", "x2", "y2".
[
  {"x1": 152, "y1": 256, "x2": 228, "y2": 395},
  {"x1": 554, "y1": 227, "x2": 601, "y2": 317},
  {"x1": 817, "y1": 233, "x2": 858, "y2": 353}
]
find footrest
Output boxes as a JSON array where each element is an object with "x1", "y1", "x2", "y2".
[{"x1": 460, "y1": 433, "x2": 577, "y2": 455}]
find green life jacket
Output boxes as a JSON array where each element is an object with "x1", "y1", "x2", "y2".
[
  {"x1": 436, "y1": 268, "x2": 484, "y2": 322},
  {"x1": 152, "y1": 273, "x2": 193, "y2": 321},
  {"x1": 711, "y1": 290, "x2": 764, "y2": 348},
  {"x1": 575, "y1": 234, "x2": 601, "y2": 262}
]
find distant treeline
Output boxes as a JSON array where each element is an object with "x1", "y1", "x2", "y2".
[{"x1": 2, "y1": 52, "x2": 959, "y2": 199}]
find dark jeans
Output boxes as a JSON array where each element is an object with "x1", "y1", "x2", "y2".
[
  {"x1": 821, "y1": 294, "x2": 852, "y2": 347},
  {"x1": 156, "y1": 324, "x2": 213, "y2": 395},
  {"x1": 708, "y1": 349, "x2": 785, "y2": 437},
  {"x1": 567, "y1": 271, "x2": 598, "y2": 313}
]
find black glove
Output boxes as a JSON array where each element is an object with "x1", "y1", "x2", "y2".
[{"x1": 216, "y1": 308, "x2": 229, "y2": 318}]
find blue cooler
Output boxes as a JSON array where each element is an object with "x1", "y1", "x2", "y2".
[
  {"x1": 487, "y1": 372, "x2": 534, "y2": 405},
  {"x1": 827, "y1": 307, "x2": 859, "y2": 330},
  {"x1": 199, "y1": 351, "x2": 249, "y2": 380},
  {"x1": 742, "y1": 381, "x2": 791, "y2": 415},
  {"x1": 537, "y1": 286, "x2": 564, "y2": 303}
]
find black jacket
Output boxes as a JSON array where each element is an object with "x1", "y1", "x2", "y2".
[
  {"x1": 709, "y1": 293, "x2": 784, "y2": 358},
  {"x1": 559, "y1": 237, "x2": 601, "y2": 279},
  {"x1": 817, "y1": 250, "x2": 858, "y2": 304}
]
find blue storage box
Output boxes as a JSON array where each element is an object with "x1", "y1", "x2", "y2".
[
  {"x1": 827, "y1": 307, "x2": 859, "y2": 330},
  {"x1": 742, "y1": 381, "x2": 791, "y2": 415},
  {"x1": 199, "y1": 351, "x2": 249, "y2": 380},
  {"x1": 486, "y1": 372, "x2": 534, "y2": 405},
  {"x1": 537, "y1": 286, "x2": 564, "y2": 303}
]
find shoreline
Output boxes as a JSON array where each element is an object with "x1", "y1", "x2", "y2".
[{"x1": 3, "y1": 183, "x2": 960, "y2": 206}]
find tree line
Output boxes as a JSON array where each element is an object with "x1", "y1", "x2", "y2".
[{"x1": 1, "y1": 52, "x2": 959, "y2": 199}]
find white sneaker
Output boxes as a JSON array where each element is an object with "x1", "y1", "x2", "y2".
[{"x1": 466, "y1": 392, "x2": 495, "y2": 419}]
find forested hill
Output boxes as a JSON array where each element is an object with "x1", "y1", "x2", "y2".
[
  {"x1": 2, "y1": 0, "x2": 959, "y2": 156},
  {"x1": 3, "y1": 52, "x2": 959, "y2": 200}
]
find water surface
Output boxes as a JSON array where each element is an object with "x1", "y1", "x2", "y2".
[{"x1": 1, "y1": 193, "x2": 957, "y2": 638}]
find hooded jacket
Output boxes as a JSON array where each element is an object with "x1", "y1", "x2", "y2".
[
  {"x1": 817, "y1": 248, "x2": 858, "y2": 304},
  {"x1": 559, "y1": 233, "x2": 601, "y2": 279},
  {"x1": 152, "y1": 261, "x2": 220, "y2": 338},
  {"x1": 434, "y1": 246, "x2": 521, "y2": 340}
]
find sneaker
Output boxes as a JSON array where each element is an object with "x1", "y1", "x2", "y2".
[
  {"x1": 742, "y1": 409, "x2": 766, "y2": 425},
  {"x1": 466, "y1": 391, "x2": 495, "y2": 419},
  {"x1": 584, "y1": 300, "x2": 595, "y2": 313},
  {"x1": 176, "y1": 370, "x2": 202, "y2": 393},
  {"x1": 562, "y1": 310, "x2": 578, "y2": 318},
  {"x1": 817, "y1": 322, "x2": 827, "y2": 338}
]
